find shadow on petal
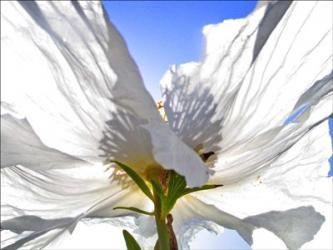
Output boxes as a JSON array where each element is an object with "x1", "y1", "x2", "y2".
[
  {"x1": 163, "y1": 71, "x2": 223, "y2": 155},
  {"x1": 1, "y1": 215, "x2": 79, "y2": 250},
  {"x1": 244, "y1": 206, "x2": 325, "y2": 249},
  {"x1": 99, "y1": 109, "x2": 155, "y2": 174}
]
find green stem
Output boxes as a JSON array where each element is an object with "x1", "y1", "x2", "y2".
[
  {"x1": 155, "y1": 216, "x2": 170, "y2": 250},
  {"x1": 154, "y1": 190, "x2": 170, "y2": 250}
]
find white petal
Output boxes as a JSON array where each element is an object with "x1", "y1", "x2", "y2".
[
  {"x1": 245, "y1": 206, "x2": 325, "y2": 249},
  {"x1": 160, "y1": 62, "x2": 223, "y2": 154},
  {"x1": 172, "y1": 196, "x2": 254, "y2": 249},
  {"x1": 1, "y1": 216, "x2": 80, "y2": 249},
  {"x1": 50, "y1": 218, "x2": 135, "y2": 250},
  {"x1": 1, "y1": 165, "x2": 144, "y2": 220},
  {"x1": 161, "y1": 1, "x2": 332, "y2": 157},
  {"x1": 221, "y1": 2, "x2": 332, "y2": 144},
  {"x1": 1, "y1": 1, "x2": 209, "y2": 184},
  {"x1": 1, "y1": 114, "x2": 88, "y2": 169},
  {"x1": 1, "y1": 164, "x2": 148, "y2": 248},
  {"x1": 251, "y1": 228, "x2": 287, "y2": 250},
  {"x1": 211, "y1": 74, "x2": 332, "y2": 184},
  {"x1": 194, "y1": 121, "x2": 332, "y2": 249},
  {"x1": 172, "y1": 196, "x2": 326, "y2": 250},
  {"x1": 1, "y1": 1, "x2": 160, "y2": 161},
  {"x1": 141, "y1": 121, "x2": 210, "y2": 187}
]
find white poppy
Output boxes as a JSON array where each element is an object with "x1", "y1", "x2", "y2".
[{"x1": 1, "y1": 1, "x2": 332, "y2": 250}]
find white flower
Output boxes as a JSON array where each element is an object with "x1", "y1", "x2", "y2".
[{"x1": 1, "y1": 1, "x2": 332, "y2": 249}]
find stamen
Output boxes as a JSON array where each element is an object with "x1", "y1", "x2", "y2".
[
  {"x1": 157, "y1": 101, "x2": 168, "y2": 122},
  {"x1": 104, "y1": 162, "x2": 132, "y2": 187},
  {"x1": 200, "y1": 151, "x2": 215, "y2": 162},
  {"x1": 198, "y1": 151, "x2": 217, "y2": 170}
]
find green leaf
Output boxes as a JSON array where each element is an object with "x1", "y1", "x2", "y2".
[
  {"x1": 123, "y1": 230, "x2": 141, "y2": 250},
  {"x1": 165, "y1": 171, "x2": 186, "y2": 212},
  {"x1": 165, "y1": 171, "x2": 223, "y2": 212},
  {"x1": 151, "y1": 179, "x2": 166, "y2": 201},
  {"x1": 151, "y1": 179, "x2": 168, "y2": 216},
  {"x1": 112, "y1": 161, "x2": 153, "y2": 201},
  {"x1": 113, "y1": 206, "x2": 154, "y2": 216},
  {"x1": 167, "y1": 171, "x2": 186, "y2": 196},
  {"x1": 181, "y1": 184, "x2": 223, "y2": 196}
]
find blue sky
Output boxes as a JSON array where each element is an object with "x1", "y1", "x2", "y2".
[
  {"x1": 103, "y1": 1, "x2": 257, "y2": 100},
  {"x1": 103, "y1": 1, "x2": 332, "y2": 249}
]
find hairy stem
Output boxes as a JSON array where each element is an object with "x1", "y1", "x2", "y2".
[
  {"x1": 154, "y1": 189, "x2": 170, "y2": 250},
  {"x1": 155, "y1": 216, "x2": 170, "y2": 250}
]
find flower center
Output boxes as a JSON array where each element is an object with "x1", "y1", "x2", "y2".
[
  {"x1": 104, "y1": 162, "x2": 132, "y2": 187},
  {"x1": 157, "y1": 100, "x2": 168, "y2": 122},
  {"x1": 200, "y1": 151, "x2": 215, "y2": 162}
]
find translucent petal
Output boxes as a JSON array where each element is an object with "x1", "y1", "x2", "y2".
[
  {"x1": 1, "y1": 114, "x2": 88, "y2": 169},
  {"x1": 161, "y1": 1, "x2": 332, "y2": 158},
  {"x1": 1, "y1": 164, "x2": 148, "y2": 248},
  {"x1": 141, "y1": 121, "x2": 210, "y2": 187},
  {"x1": 1, "y1": 1, "x2": 209, "y2": 184},
  {"x1": 172, "y1": 196, "x2": 254, "y2": 249},
  {"x1": 170, "y1": 196, "x2": 326, "y2": 250},
  {"x1": 194, "y1": 121, "x2": 332, "y2": 249},
  {"x1": 1, "y1": 1, "x2": 159, "y2": 162}
]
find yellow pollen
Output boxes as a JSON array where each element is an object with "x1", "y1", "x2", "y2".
[
  {"x1": 104, "y1": 162, "x2": 132, "y2": 187},
  {"x1": 157, "y1": 101, "x2": 168, "y2": 122}
]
